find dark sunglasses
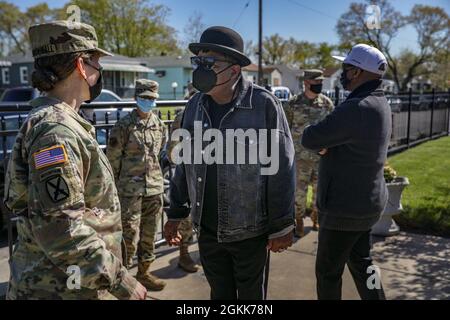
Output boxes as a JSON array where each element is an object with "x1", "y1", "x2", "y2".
[
  {"x1": 342, "y1": 64, "x2": 360, "y2": 73},
  {"x1": 190, "y1": 56, "x2": 234, "y2": 70}
]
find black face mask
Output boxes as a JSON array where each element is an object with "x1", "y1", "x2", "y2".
[
  {"x1": 83, "y1": 61, "x2": 103, "y2": 103},
  {"x1": 192, "y1": 64, "x2": 235, "y2": 93},
  {"x1": 309, "y1": 83, "x2": 323, "y2": 94}
]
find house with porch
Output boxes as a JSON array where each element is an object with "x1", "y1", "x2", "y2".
[
  {"x1": 242, "y1": 63, "x2": 303, "y2": 95},
  {"x1": 0, "y1": 52, "x2": 154, "y2": 99},
  {"x1": 139, "y1": 56, "x2": 193, "y2": 100}
]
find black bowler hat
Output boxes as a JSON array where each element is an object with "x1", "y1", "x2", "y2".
[{"x1": 189, "y1": 26, "x2": 251, "y2": 67}]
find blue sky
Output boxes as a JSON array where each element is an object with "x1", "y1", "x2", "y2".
[{"x1": 16, "y1": 0, "x2": 450, "y2": 55}]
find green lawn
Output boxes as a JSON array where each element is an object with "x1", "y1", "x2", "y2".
[{"x1": 388, "y1": 136, "x2": 450, "y2": 237}]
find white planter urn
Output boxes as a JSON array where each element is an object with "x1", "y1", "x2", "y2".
[{"x1": 371, "y1": 177, "x2": 409, "y2": 237}]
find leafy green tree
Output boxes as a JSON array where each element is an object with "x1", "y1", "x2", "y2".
[
  {"x1": 0, "y1": 2, "x2": 54, "y2": 56},
  {"x1": 336, "y1": 0, "x2": 449, "y2": 91},
  {"x1": 261, "y1": 33, "x2": 290, "y2": 65},
  {"x1": 57, "y1": 0, "x2": 180, "y2": 57},
  {"x1": 182, "y1": 11, "x2": 205, "y2": 47}
]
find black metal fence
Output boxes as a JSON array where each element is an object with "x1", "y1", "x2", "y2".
[
  {"x1": 324, "y1": 88, "x2": 450, "y2": 155},
  {"x1": 0, "y1": 100, "x2": 185, "y2": 257},
  {"x1": 1, "y1": 90, "x2": 449, "y2": 256},
  {"x1": 386, "y1": 89, "x2": 450, "y2": 154}
]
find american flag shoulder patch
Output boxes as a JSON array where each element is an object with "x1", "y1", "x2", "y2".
[{"x1": 33, "y1": 145, "x2": 68, "y2": 170}]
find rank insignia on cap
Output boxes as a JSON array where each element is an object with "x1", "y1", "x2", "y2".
[{"x1": 33, "y1": 145, "x2": 68, "y2": 170}]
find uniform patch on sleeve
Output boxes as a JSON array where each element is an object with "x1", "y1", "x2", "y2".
[
  {"x1": 45, "y1": 175, "x2": 70, "y2": 202},
  {"x1": 39, "y1": 167, "x2": 64, "y2": 182},
  {"x1": 33, "y1": 145, "x2": 68, "y2": 170}
]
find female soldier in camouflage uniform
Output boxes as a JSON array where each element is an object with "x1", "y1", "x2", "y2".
[{"x1": 4, "y1": 21, "x2": 146, "y2": 300}]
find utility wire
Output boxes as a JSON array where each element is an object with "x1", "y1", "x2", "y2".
[
  {"x1": 233, "y1": 0, "x2": 252, "y2": 27},
  {"x1": 287, "y1": 0, "x2": 339, "y2": 21}
]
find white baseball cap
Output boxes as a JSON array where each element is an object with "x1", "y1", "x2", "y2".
[{"x1": 332, "y1": 44, "x2": 387, "y2": 76}]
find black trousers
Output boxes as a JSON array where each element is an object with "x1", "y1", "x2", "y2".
[
  {"x1": 316, "y1": 228, "x2": 386, "y2": 300},
  {"x1": 198, "y1": 231, "x2": 269, "y2": 300}
]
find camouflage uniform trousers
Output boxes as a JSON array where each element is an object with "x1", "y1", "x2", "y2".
[
  {"x1": 295, "y1": 158, "x2": 319, "y2": 223},
  {"x1": 178, "y1": 217, "x2": 194, "y2": 244},
  {"x1": 120, "y1": 194, "x2": 163, "y2": 268}
]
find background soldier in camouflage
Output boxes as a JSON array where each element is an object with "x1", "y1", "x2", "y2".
[
  {"x1": 285, "y1": 69, "x2": 334, "y2": 237},
  {"x1": 166, "y1": 106, "x2": 199, "y2": 273},
  {"x1": 107, "y1": 79, "x2": 167, "y2": 291},
  {"x1": 183, "y1": 82, "x2": 198, "y2": 100},
  {"x1": 4, "y1": 20, "x2": 146, "y2": 300}
]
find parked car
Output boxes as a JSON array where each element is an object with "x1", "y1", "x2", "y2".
[
  {"x1": 80, "y1": 89, "x2": 125, "y2": 125},
  {"x1": 387, "y1": 96, "x2": 402, "y2": 112},
  {"x1": 271, "y1": 86, "x2": 291, "y2": 102},
  {"x1": 0, "y1": 87, "x2": 41, "y2": 104},
  {"x1": 1, "y1": 87, "x2": 120, "y2": 103},
  {"x1": 93, "y1": 89, "x2": 122, "y2": 102}
]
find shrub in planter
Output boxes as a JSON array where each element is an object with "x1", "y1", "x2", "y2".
[{"x1": 371, "y1": 163, "x2": 409, "y2": 236}]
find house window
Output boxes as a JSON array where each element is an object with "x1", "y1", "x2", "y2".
[
  {"x1": 1, "y1": 68, "x2": 10, "y2": 84},
  {"x1": 155, "y1": 70, "x2": 166, "y2": 77},
  {"x1": 20, "y1": 66, "x2": 29, "y2": 84},
  {"x1": 120, "y1": 71, "x2": 135, "y2": 87},
  {"x1": 119, "y1": 71, "x2": 137, "y2": 99},
  {"x1": 103, "y1": 70, "x2": 114, "y2": 90},
  {"x1": 273, "y1": 77, "x2": 281, "y2": 86}
]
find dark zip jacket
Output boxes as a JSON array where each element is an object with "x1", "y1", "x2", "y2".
[{"x1": 302, "y1": 79, "x2": 392, "y2": 231}]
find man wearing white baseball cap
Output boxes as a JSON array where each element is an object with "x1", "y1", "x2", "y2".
[
  {"x1": 332, "y1": 43, "x2": 388, "y2": 80},
  {"x1": 301, "y1": 43, "x2": 391, "y2": 300}
]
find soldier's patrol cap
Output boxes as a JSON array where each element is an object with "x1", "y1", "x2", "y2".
[
  {"x1": 29, "y1": 20, "x2": 113, "y2": 59},
  {"x1": 301, "y1": 69, "x2": 325, "y2": 80},
  {"x1": 135, "y1": 79, "x2": 159, "y2": 99}
]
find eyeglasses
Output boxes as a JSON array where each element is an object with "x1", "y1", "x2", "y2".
[{"x1": 190, "y1": 56, "x2": 234, "y2": 70}]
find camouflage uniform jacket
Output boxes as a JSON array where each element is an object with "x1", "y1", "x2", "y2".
[
  {"x1": 4, "y1": 96, "x2": 137, "y2": 300},
  {"x1": 107, "y1": 109, "x2": 167, "y2": 197},
  {"x1": 285, "y1": 93, "x2": 334, "y2": 161}
]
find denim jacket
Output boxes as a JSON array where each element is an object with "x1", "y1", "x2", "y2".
[{"x1": 167, "y1": 78, "x2": 295, "y2": 243}]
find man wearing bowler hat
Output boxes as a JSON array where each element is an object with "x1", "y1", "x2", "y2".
[{"x1": 164, "y1": 26, "x2": 296, "y2": 300}]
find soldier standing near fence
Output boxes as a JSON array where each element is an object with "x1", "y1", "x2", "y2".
[
  {"x1": 184, "y1": 82, "x2": 198, "y2": 100},
  {"x1": 107, "y1": 79, "x2": 167, "y2": 291},
  {"x1": 4, "y1": 20, "x2": 146, "y2": 300},
  {"x1": 285, "y1": 69, "x2": 334, "y2": 237}
]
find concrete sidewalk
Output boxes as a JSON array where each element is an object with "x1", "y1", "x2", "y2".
[
  {"x1": 1, "y1": 219, "x2": 449, "y2": 299},
  {"x1": 142, "y1": 220, "x2": 450, "y2": 300}
]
